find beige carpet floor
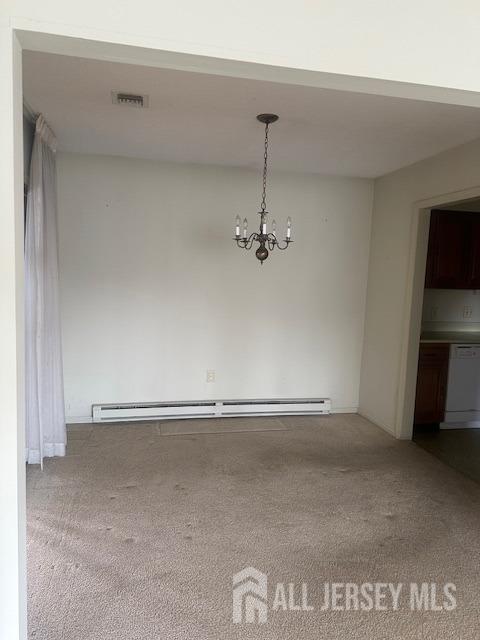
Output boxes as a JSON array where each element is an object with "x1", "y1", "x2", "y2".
[{"x1": 27, "y1": 414, "x2": 480, "y2": 639}]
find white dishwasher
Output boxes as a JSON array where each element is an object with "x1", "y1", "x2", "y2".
[{"x1": 443, "y1": 344, "x2": 480, "y2": 428}]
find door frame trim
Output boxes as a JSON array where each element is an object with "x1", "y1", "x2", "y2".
[{"x1": 396, "y1": 185, "x2": 480, "y2": 440}]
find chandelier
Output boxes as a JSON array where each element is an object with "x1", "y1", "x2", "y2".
[{"x1": 234, "y1": 114, "x2": 292, "y2": 264}]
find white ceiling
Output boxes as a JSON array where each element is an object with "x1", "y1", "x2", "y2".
[{"x1": 23, "y1": 51, "x2": 480, "y2": 178}]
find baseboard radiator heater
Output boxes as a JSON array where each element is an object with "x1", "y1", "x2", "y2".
[{"x1": 92, "y1": 398, "x2": 331, "y2": 423}]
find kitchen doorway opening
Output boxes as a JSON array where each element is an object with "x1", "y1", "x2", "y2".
[{"x1": 400, "y1": 191, "x2": 480, "y2": 483}]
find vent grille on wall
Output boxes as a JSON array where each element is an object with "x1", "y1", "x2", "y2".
[
  {"x1": 92, "y1": 398, "x2": 331, "y2": 422},
  {"x1": 111, "y1": 91, "x2": 149, "y2": 108}
]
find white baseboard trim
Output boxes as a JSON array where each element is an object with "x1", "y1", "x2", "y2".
[
  {"x1": 440, "y1": 421, "x2": 480, "y2": 430},
  {"x1": 357, "y1": 410, "x2": 396, "y2": 437},
  {"x1": 67, "y1": 408, "x2": 357, "y2": 426},
  {"x1": 331, "y1": 407, "x2": 358, "y2": 414},
  {"x1": 442, "y1": 410, "x2": 480, "y2": 429}
]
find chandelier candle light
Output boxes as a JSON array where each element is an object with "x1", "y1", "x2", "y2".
[{"x1": 234, "y1": 114, "x2": 292, "y2": 264}]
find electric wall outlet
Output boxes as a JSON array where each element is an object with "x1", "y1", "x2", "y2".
[
  {"x1": 206, "y1": 370, "x2": 216, "y2": 383},
  {"x1": 463, "y1": 305, "x2": 473, "y2": 319}
]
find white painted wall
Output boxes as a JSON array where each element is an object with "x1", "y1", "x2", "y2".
[
  {"x1": 0, "y1": 28, "x2": 27, "y2": 640},
  {"x1": 56, "y1": 153, "x2": 373, "y2": 421},
  {"x1": 7, "y1": 2, "x2": 480, "y2": 94},
  {"x1": 359, "y1": 137, "x2": 480, "y2": 437}
]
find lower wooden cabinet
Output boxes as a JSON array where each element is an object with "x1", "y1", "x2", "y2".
[{"x1": 414, "y1": 344, "x2": 450, "y2": 424}]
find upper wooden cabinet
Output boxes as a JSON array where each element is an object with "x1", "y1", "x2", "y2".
[
  {"x1": 469, "y1": 216, "x2": 480, "y2": 289},
  {"x1": 425, "y1": 210, "x2": 480, "y2": 289}
]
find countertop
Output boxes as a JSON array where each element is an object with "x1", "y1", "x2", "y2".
[{"x1": 420, "y1": 331, "x2": 480, "y2": 344}]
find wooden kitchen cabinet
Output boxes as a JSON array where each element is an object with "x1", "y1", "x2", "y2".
[
  {"x1": 469, "y1": 216, "x2": 480, "y2": 289},
  {"x1": 414, "y1": 343, "x2": 450, "y2": 425},
  {"x1": 425, "y1": 210, "x2": 480, "y2": 289}
]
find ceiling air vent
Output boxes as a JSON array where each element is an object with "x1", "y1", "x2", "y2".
[{"x1": 111, "y1": 91, "x2": 149, "y2": 108}]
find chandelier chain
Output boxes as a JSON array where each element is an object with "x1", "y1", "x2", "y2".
[{"x1": 260, "y1": 123, "x2": 269, "y2": 213}]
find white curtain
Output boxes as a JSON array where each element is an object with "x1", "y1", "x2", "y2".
[{"x1": 25, "y1": 115, "x2": 66, "y2": 466}]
